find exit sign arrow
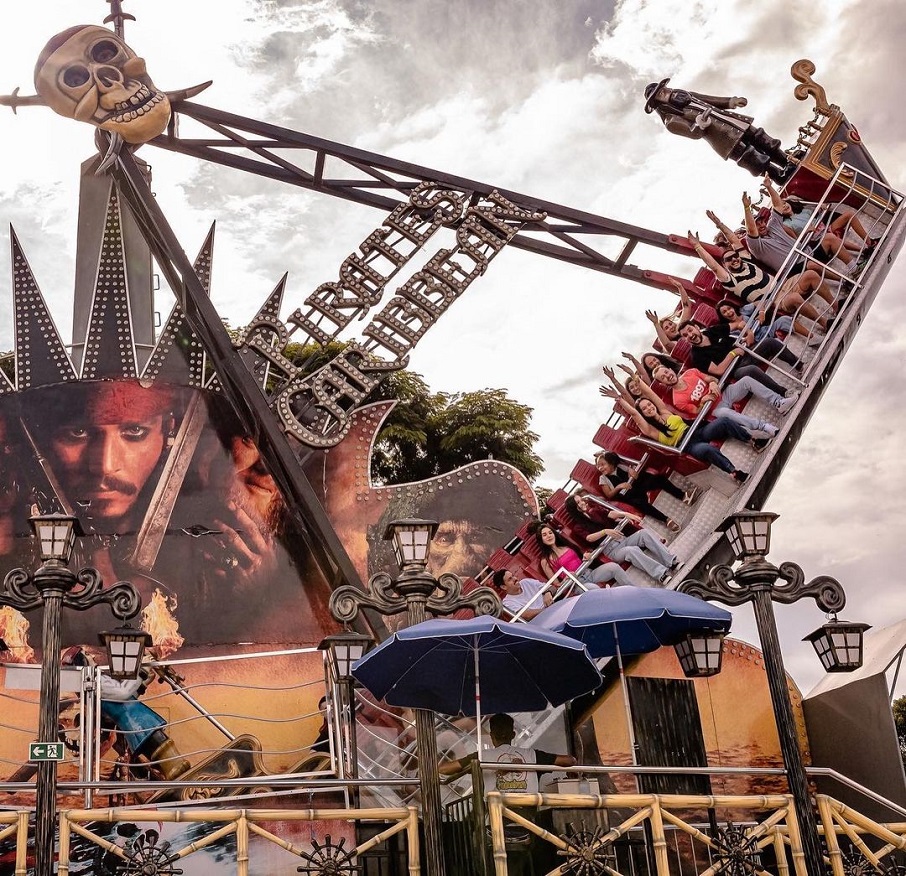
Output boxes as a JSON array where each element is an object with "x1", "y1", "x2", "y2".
[{"x1": 28, "y1": 742, "x2": 64, "y2": 762}]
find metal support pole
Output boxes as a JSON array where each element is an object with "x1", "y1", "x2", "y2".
[
  {"x1": 406, "y1": 597, "x2": 445, "y2": 876},
  {"x1": 344, "y1": 677, "x2": 361, "y2": 809},
  {"x1": 34, "y1": 586, "x2": 64, "y2": 876},
  {"x1": 414, "y1": 706, "x2": 444, "y2": 876},
  {"x1": 0, "y1": 516, "x2": 142, "y2": 876},
  {"x1": 328, "y1": 521, "x2": 500, "y2": 876},
  {"x1": 751, "y1": 588, "x2": 825, "y2": 876}
]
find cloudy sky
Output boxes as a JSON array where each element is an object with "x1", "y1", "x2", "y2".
[{"x1": 0, "y1": 0, "x2": 903, "y2": 693}]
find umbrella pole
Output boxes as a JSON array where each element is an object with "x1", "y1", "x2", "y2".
[
  {"x1": 474, "y1": 638, "x2": 483, "y2": 757},
  {"x1": 613, "y1": 626, "x2": 640, "y2": 776}
]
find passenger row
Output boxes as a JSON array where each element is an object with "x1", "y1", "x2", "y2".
[{"x1": 471, "y1": 171, "x2": 888, "y2": 612}]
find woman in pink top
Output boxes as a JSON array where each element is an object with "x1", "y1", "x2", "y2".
[{"x1": 535, "y1": 524, "x2": 632, "y2": 588}]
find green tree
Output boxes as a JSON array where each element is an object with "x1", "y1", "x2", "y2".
[
  {"x1": 894, "y1": 695, "x2": 906, "y2": 766},
  {"x1": 430, "y1": 389, "x2": 542, "y2": 478}
]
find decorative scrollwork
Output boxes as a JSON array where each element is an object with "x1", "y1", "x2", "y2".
[
  {"x1": 710, "y1": 822, "x2": 762, "y2": 876},
  {"x1": 457, "y1": 584, "x2": 501, "y2": 618},
  {"x1": 0, "y1": 567, "x2": 43, "y2": 611},
  {"x1": 329, "y1": 573, "x2": 406, "y2": 623},
  {"x1": 296, "y1": 834, "x2": 360, "y2": 875},
  {"x1": 556, "y1": 823, "x2": 615, "y2": 875},
  {"x1": 678, "y1": 564, "x2": 751, "y2": 606},
  {"x1": 64, "y1": 572, "x2": 142, "y2": 620},
  {"x1": 427, "y1": 575, "x2": 501, "y2": 617},
  {"x1": 791, "y1": 59, "x2": 834, "y2": 115},
  {"x1": 117, "y1": 828, "x2": 183, "y2": 876},
  {"x1": 680, "y1": 561, "x2": 846, "y2": 614},
  {"x1": 774, "y1": 564, "x2": 846, "y2": 613}
]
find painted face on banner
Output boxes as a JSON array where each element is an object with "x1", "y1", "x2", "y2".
[
  {"x1": 45, "y1": 382, "x2": 174, "y2": 525},
  {"x1": 427, "y1": 518, "x2": 496, "y2": 579},
  {"x1": 34, "y1": 25, "x2": 171, "y2": 144}
]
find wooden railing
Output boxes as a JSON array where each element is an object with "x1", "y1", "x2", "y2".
[
  {"x1": 484, "y1": 791, "x2": 906, "y2": 876},
  {"x1": 55, "y1": 805, "x2": 420, "y2": 876},
  {"x1": 0, "y1": 791, "x2": 904, "y2": 875}
]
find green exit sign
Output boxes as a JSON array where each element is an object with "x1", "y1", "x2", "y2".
[{"x1": 28, "y1": 742, "x2": 64, "y2": 762}]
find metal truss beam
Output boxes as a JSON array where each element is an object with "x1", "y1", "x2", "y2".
[
  {"x1": 110, "y1": 149, "x2": 378, "y2": 637},
  {"x1": 150, "y1": 102, "x2": 687, "y2": 287}
]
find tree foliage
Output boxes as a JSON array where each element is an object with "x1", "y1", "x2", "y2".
[
  {"x1": 894, "y1": 695, "x2": 906, "y2": 766},
  {"x1": 253, "y1": 337, "x2": 543, "y2": 486}
]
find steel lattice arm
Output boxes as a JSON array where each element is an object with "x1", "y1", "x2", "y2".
[{"x1": 150, "y1": 101, "x2": 691, "y2": 287}]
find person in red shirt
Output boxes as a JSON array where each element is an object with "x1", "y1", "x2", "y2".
[{"x1": 649, "y1": 363, "x2": 790, "y2": 442}]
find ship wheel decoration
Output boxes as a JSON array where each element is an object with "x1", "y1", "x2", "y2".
[
  {"x1": 710, "y1": 822, "x2": 762, "y2": 876},
  {"x1": 839, "y1": 850, "x2": 906, "y2": 876},
  {"x1": 296, "y1": 835, "x2": 360, "y2": 876},
  {"x1": 556, "y1": 823, "x2": 616, "y2": 875},
  {"x1": 117, "y1": 829, "x2": 183, "y2": 876}
]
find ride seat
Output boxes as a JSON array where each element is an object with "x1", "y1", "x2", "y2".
[
  {"x1": 592, "y1": 424, "x2": 645, "y2": 460},
  {"x1": 693, "y1": 267, "x2": 723, "y2": 304},
  {"x1": 670, "y1": 339, "x2": 692, "y2": 364},
  {"x1": 692, "y1": 303, "x2": 718, "y2": 326},
  {"x1": 569, "y1": 459, "x2": 601, "y2": 494}
]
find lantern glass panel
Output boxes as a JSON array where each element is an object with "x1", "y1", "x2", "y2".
[
  {"x1": 319, "y1": 634, "x2": 373, "y2": 681},
  {"x1": 721, "y1": 512, "x2": 778, "y2": 560},
  {"x1": 384, "y1": 519, "x2": 437, "y2": 568},
  {"x1": 675, "y1": 632, "x2": 724, "y2": 678},
  {"x1": 804, "y1": 621, "x2": 869, "y2": 673},
  {"x1": 100, "y1": 627, "x2": 150, "y2": 680},
  {"x1": 31, "y1": 514, "x2": 79, "y2": 562}
]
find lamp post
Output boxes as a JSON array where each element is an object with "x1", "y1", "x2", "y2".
[
  {"x1": 0, "y1": 512, "x2": 145, "y2": 876},
  {"x1": 329, "y1": 518, "x2": 500, "y2": 876},
  {"x1": 318, "y1": 631, "x2": 373, "y2": 803},
  {"x1": 678, "y1": 511, "x2": 868, "y2": 876}
]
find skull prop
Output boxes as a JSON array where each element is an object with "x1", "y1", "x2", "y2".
[{"x1": 34, "y1": 25, "x2": 171, "y2": 144}]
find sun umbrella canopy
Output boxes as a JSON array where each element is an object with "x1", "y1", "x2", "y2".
[
  {"x1": 533, "y1": 586, "x2": 732, "y2": 657},
  {"x1": 351, "y1": 615, "x2": 602, "y2": 716}
]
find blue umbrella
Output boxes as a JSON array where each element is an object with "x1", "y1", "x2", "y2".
[
  {"x1": 533, "y1": 585, "x2": 731, "y2": 767},
  {"x1": 351, "y1": 615, "x2": 602, "y2": 717},
  {"x1": 532, "y1": 585, "x2": 732, "y2": 657}
]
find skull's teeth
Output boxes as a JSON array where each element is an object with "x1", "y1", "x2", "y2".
[{"x1": 113, "y1": 90, "x2": 164, "y2": 122}]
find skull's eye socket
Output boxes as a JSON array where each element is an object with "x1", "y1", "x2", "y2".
[
  {"x1": 62, "y1": 65, "x2": 90, "y2": 88},
  {"x1": 90, "y1": 40, "x2": 121, "y2": 64}
]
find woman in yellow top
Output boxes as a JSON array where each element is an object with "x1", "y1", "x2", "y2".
[{"x1": 615, "y1": 392, "x2": 751, "y2": 484}]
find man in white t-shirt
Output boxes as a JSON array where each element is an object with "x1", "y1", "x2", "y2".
[
  {"x1": 492, "y1": 569, "x2": 552, "y2": 620},
  {"x1": 438, "y1": 713, "x2": 576, "y2": 794}
]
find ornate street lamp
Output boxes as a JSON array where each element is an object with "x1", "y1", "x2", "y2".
[
  {"x1": 99, "y1": 625, "x2": 152, "y2": 680},
  {"x1": 678, "y1": 510, "x2": 865, "y2": 876},
  {"x1": 319, "y1": 631, "x2": 373, "y2": 796},
  {"x1": 674, "y1": 630, "x2": 725, "y2": 678},
  {"x1": 385, "y1": 519, "x2": 438, "y2": 568},
  {"x1": 329, "y1": 518, "x2": 500, "y2": 876},
  {"x1": 31, "y1": 513, "x2": 81, "y2": 563},
  {"x1": 718, "y1": 511, "x2": 778, "y2": 560},
  {"x1": 0, "y1": 512, "x2": 143, "y2": 876},
  {"x1": 803, "y1": 617, "x2": 870, "y2": 673}
]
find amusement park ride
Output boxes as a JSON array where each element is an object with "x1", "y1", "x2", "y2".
[{"x1": 0, "y1": 1, "x2": 904, "y2": 875}]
